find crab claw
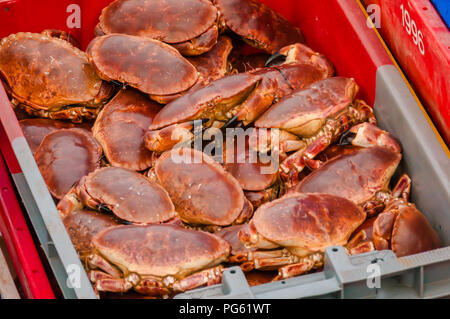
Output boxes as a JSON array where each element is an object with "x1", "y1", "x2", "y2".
[
  {"x1": 373, "y1": 199, "x2": 441, "y2": 257},
  {"x1": 349, "y1": 123, "x2": 401, "y2": 154}
]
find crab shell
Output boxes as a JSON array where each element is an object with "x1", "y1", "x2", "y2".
[
  {"x1": 242, "y1": 193, "x2": 366, "y2": 256},
  {"x1": 293, "y1": 147, "x2": 402, "y2": 206},
  {"x1": 63, "y1": 209, "x2": 119, "y2": 255},
  {"x1": 150, "y1": 36, "x2": 233, "y2": 104},
  {"x1": 70, "y1": 167, "x2": 176, "y2": 224},
  {"x1": 223, "y1": 135, "x2": 278, "y2": 192},
  {"x1": 87, "y1": 34, "x2": 199, "y2": 96},
  {"x1": 35, "y1": 128, "x2": 102, "y2": 199},
  {"x1": 92, "y1": 224, "x2": 230, "y2": 279},
  {"x1": 213, "y1": 0, "x2": 304, "y2": 54},
  {"x1": 98, "y1": 0, "x2": 217, "y2": 40},
  {"x1": 93, "y1": 89, "x2": 162, "y2": 171},
  {"x1": 154, "y1": 148, "x2": 252, "y2": 226},
  {"x1": 148, "y1": 73, "x2": 261, "y2": 130},
  {"x1": 19, "y1": 118, "x2": 91, "y2": 154},
  {"x1": 0, "y1": 32, "x2": 112, "y2": 118},
  {"x1": 373, "y1": 199, "x2": 441, "y2": 257},
  {"x1": 255, "y1": 77, "x2": 359, "y2": 136}
]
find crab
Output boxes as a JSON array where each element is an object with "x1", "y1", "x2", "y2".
[
  {"x1": 19, "y1": 118, "x2": 91, "y2": 154},
  {"x1": 86, "y1": 34, "x2": 199, "y2": 98},
  {"x1": 92, "y1": 88, "x2": 162, "y2": 171},
  {"x1": 145, "y1": 43, "x2": 334, "y2": 153},
  {"x1": 63, "y1": 209, "x2": 119, "y2": 256},
  {"x1": 150, "y1": 36, "x2": 234, "y2": 104},
  {"x1": 86, "y1": 224, "x2": 230, "y2": 296},
  {"x1": 96, "y1": 0, "x2": 219, "y2": 56},
  {"x1": 148, "y1": 148, "x2": 253, "y2": 230},
  {"x1": 222, "y1": 134, "x2": 282, "y2": 208},
  {"x1": 34, "y1": 128, "x2": 103, "y2": 199},
  {"x1": 293, "y1": 123, "x2": 406, "y2": 216},
  {"x1": 0, "y1": 32, "x2": 113, "y2": 122},
  {"x1": 347, "y1": 195, "x2": 441, "y2": 257},
  {"x1": 238, "y1": 193, "x2": 367, "y2": 280},
  {"x1": 213, "y1": 0, "x2": 305, "y2": 54},
  {"x1": 57, "y1": 167, "x2": 176, "y2": 225},
  {"x1": 96, "y1": 0, "x2": 304, "y2": 57},
  {"x1": 248, "y1": 77, "x2": 377, "y2": 187}
]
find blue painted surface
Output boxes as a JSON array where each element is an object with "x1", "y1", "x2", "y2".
[{"x1": 431, "y1": 0, "x2": 450, "y2": 28}]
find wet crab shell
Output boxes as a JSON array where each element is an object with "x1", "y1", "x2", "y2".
[
  {"x1": 213, "y1": 0, "x2": 304, "y2": 54},
  {"x1": 154, "y1": 148, "x2": 247, "y2": 226},
  {"x1": 63, "y1": 209, "x2": 119, "y2": 255},
  {"x1": 93, "y1": 89, "x2": 162, "y2": 171},
  {"x1": 250, "y1": 193, "x2": 366, "y2": 254},
  {"x1": 293, "y1": 147, "x2": 402, "y2": 205},
  {"x1": 373, "y1": 200, "x2": 441, "y2": 257},
  {"x1": 148, "y1": 73, "x2": 261, "y2": 130},
  {"x1": 187, "y1": 36, "x2": 233, "y2": 85},
  {"x1": 92, "y1": 224, "x2": 230, "y2": 278},
  {"x1": 223, "y1": 135, "x2": 278, "y2": 192},
  {"x1": 79, "y1": 167, "x2": 176, "y2": 224},
  {"x1": 0, "y1": 32, "x2": 110, "y2": 112},
  {"x1": 150, "y1": 35, "x2": 233, "y2": 104},
  {"x1": 255, "y1": 77, "x2": 359, "y2": 135},
  {"x1": 19, "y1": 118, "x2": 91, "y2": 154},
  {"x1": 98, "y1": 0, "x2": 218, "y2": 44},
  {"x1": 87, "y1": 34, "x2": 199, "y2": 96},
  {"x1": 170, "y1": 25, "x2": 220, "y2": 56},
  {"x1": 35, "y1": 128, "x2": 102, "y2": 199}
]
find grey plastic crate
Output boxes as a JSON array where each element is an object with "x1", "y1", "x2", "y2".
[{"x1": 0, "y1": 2, "x2": 448, "y2": 299}]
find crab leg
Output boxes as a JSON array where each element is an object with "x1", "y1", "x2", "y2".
[
  {"x1": 87, "y1": 254, "x2": 121, "y2": 278},
  {"x1": 94, "y1": 277, "x2": 134, "y2": 293},
  {"x1": 274, "y1": 260, "x2": 316, "y2": 281},
  {"x1": 280, "y1": 100, "x2": 376, "y2": 187},
  {"x1": 172, "y1": 266, "x2": 224, "y2": 293}
]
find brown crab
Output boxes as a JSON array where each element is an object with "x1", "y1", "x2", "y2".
[
  {"x1": 63, "y1": 209, "x2": 119, "y2": 256},
  {"x1": 293, "y1": 123, "x2": 405, "y2": 215},
  {"x1": 19, "y1": 118, "x2": 91, "y2": 154},
  {"x1": 92, "y1": 89, "x2": 162, "y2": 171},
  {"x1": 87, "y1": 34, "x2": 198, "y2": 97},
  {"x1": 223, "y1": 135, "x2": 282, "y2": 208},
  {"x1": 87, "y1": 224, "x2": 230, "y2": 296},
  {"x1": 35, "y1": 128, "x2": 102, "y2": 199},
  {"x1": 149, "y1": 148, "x2": 253, "y2": 230},
  {"x1": 145, "y1": 43, "x2": 334, "y2": 153},
  {"x1": 96, "y1": 0, "x2": 219, "y2": 56},
  {"x1": 150, "y1": 36, "x2": 234, "y2": 104},
  {"x1": 0, "y1": 32, "x2": 113, "y2": 122},
  {"x1": 347, "y1": 197, "x2": 441, "y2": 257},
  {"x1": 58, "y1": 167, "x2": 176, "y2": 225},
  {"x1": 239, "y1": 193, "x2": 367, "y2": 280},
  {"x1": 213, "y1": 0, "x2": 305, "y2": 54},
  {"x1": 249, "y1": 77, "x2": 377, "y2": 187}
]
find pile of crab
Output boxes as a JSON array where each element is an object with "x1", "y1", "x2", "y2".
[{"x1": 0, "y1": 0, "x2": 441, "y2": 298}]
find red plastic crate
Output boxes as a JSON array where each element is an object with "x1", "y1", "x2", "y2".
[
  {"x1": 0, "y1": 0, "x2": 448, "y2": 299},
  {"x1": 0, "y1": 143, "x2": 54, "y2": 299},
  {"x1": 364, "y1": 0, "x2": 450, "y2": 145}
]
